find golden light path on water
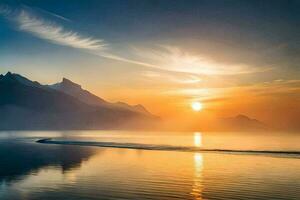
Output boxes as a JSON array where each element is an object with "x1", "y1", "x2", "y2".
[
  {"x1": 191, "y1": 153, "x2": 204, "y2": 200},
  {"x1": 194, "y1": 132, "x2": 203, "y2": 147},
  {"x1": 191, "y1": 132, "x2": 204, "y2": 199}
]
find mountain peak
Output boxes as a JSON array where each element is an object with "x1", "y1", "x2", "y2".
[
  {"x1": 219, "y1": 114, "x2": 267, "y2": 131},
  {"x1": 5, "y1": 71, "x2": 12, "y2": 76},
  {"x1": 3, "y1": 71, "x2": 18, "y2": 79},
  {"x1": 62, "y1": 77, "x2": 73, "y2": 83},
  {"x1": 133, "y1": 104, "x2": 150, "y2": 114},
  {"x1": 49, "y1": 78, "x2": 107, "y2": 105},
  {"x1": 61, "y1": 78, "x2": 82, "y2": 89},
  {"x1": 235, "y1": 114, "x2": 250, "y2": 121},
  {"x1": 1, "y1": 71, "x2": 15, "y2": 80},
  {"x1": 0, "y1": 72, "x2": 41, "y2": 87}
]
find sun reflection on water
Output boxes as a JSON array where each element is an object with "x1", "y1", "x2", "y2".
[
  {"x1": 194, "y1": 132, "x2": 202, "y2": 147},
  {"x1": 191, "y1": 153, "x2": 204, "y2": 200}
]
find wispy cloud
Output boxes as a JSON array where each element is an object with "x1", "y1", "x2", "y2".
[
  {"x1": 141, "y1": 70, "x2": 202, "y2": 84},
  {"x1": 132, "y1": 45, "x2": 272, "y2": 75},
  {"x1": 16, "y1": 10, "x2": 106, "y2": 50},
  {"x1": 0, "y1": 5, "x2": 271, "y2": 78},
  {"x1": 0, "y1": 6, "x2": 106, "y2": 50},
  {"x1": 0, "y1": 5, "x2": 165, "y2": 69},
  {"x1": 31, "y1": 6, "x2": 72, "y2": 22}
]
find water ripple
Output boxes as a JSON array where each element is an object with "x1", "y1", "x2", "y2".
[{"x1": 37, "y1": 138, "x2": 300, "y2": 158}]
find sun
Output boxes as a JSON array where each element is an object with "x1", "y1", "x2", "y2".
[{"x1": 191, "y1": 102, "x2": 203, "y2": 112}]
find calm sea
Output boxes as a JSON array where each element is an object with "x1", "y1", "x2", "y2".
[{"x1": 0, "y1": 131, "x2": 299, "y2": 200}]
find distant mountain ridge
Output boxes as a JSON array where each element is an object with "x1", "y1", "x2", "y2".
[
  {"x1": 0, "y1": 72, "x2": 159, "y2": 130},
  {"x1": 49, "y1": 77, "x2": 152, "y2": 115},
  {"x1": 50, "y1": 77, "x2": 107, "y2": 105},
  {"x1": 218, "y1": 114, "x2": 267, "y2": 131}
]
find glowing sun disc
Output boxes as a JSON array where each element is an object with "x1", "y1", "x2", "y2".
[{"x1": 191, "y1": 102, "x2": 203, "y2": 111}]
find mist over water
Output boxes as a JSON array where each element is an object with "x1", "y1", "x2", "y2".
[{"x1": 0, "y1": 131, "x2": 300, "y2": 200}]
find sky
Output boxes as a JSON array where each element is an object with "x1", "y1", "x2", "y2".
[{"x1": 0, "y1": 0, "x2": 300, "y2": 130}]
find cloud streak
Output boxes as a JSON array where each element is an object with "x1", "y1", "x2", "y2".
[
  {"x1": 132, "y1": 45, "x2": 272, "y2": 75},
  {"x1": 32, "y1": 6, "x2": 72, "y2": 22},
  {"x1": 141, "y1": 70, "x2": 202, "y2": 85},
  {"x1": 16, "y1": 10, "x2": 106, "y2": 50},
  {"x1": 0, "y1": 6, "x2": 166, "y2": 69},
  {"x1": 0, "y1": 5, "x2": 270, "y2": 78}
]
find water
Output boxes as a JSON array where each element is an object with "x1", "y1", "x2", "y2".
[{"x1": 0, "y1": 131, "x2": 299, "y2": 200}]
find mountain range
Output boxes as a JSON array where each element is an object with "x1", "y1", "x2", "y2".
[
  {"x1": 0, "y1": 72, "x2": 268, "y2": 131},
  {"x1": 0, "y1": 72, "x2": 159, "y2": 130},
  {"x1": 218, "y1": 114, "x2": 267, "y2": 131}
]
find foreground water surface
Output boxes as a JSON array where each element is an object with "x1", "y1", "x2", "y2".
[{"x1": 0, "y1": 131, "x2": 299, "y2": 200}]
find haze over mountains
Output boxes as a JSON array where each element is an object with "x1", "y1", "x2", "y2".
[
  {"x1": 49, "y1": 78, "x2": 152, "y2": 115},
  {"x1": 0, "y1": 72, "x2": 159, "y2": 130},
  {"x1": 0, "y1": 72, "x2": 269, "y2": 131},
  {"x1": 184, "y1": 114, "x2": 267, "y2": 132},
  {"x1": 217, "y1": 114, "x2": 267, "y2": 131}
]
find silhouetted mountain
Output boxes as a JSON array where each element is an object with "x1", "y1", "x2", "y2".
[
  {"x1": 219, "y1": 114, "x2": 267, "y2": 131},
  {"x1": 0, "y1": 72, "x2": 159, "y2": 130},
  {"x1": 113, "y1": 101, "x2": 152, "y2": 115},
  {"x1": 50, "y1": 78, "x2": 152, "y2": 115},
  {"x1": 0, "y1": 72, "x2": 87, "y2": 113},
  {"x1": 0, "y1": 72, "x2": 42, "y2": 88},
  {"x1": 50, "y1": 78, "x2": 107, "y2": 105}
]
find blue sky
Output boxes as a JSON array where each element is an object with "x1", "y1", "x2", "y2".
[
  {"x1": 0, "y1": 0, "x2": 300, "y2": 127},
  {"x1": 1, "y1": 0, "x2": 299, "y2": 77}
]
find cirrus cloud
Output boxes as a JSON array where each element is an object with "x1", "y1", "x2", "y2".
[
  {"x1": 16, "y1": 10, "x2": 107, "y2": 50},
  {"x1": 0, "y1": 5, "x2": 271, "y2": 78},
  {"x1": 1, "y1": 6, "x2": 106, "y2": 50}
]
